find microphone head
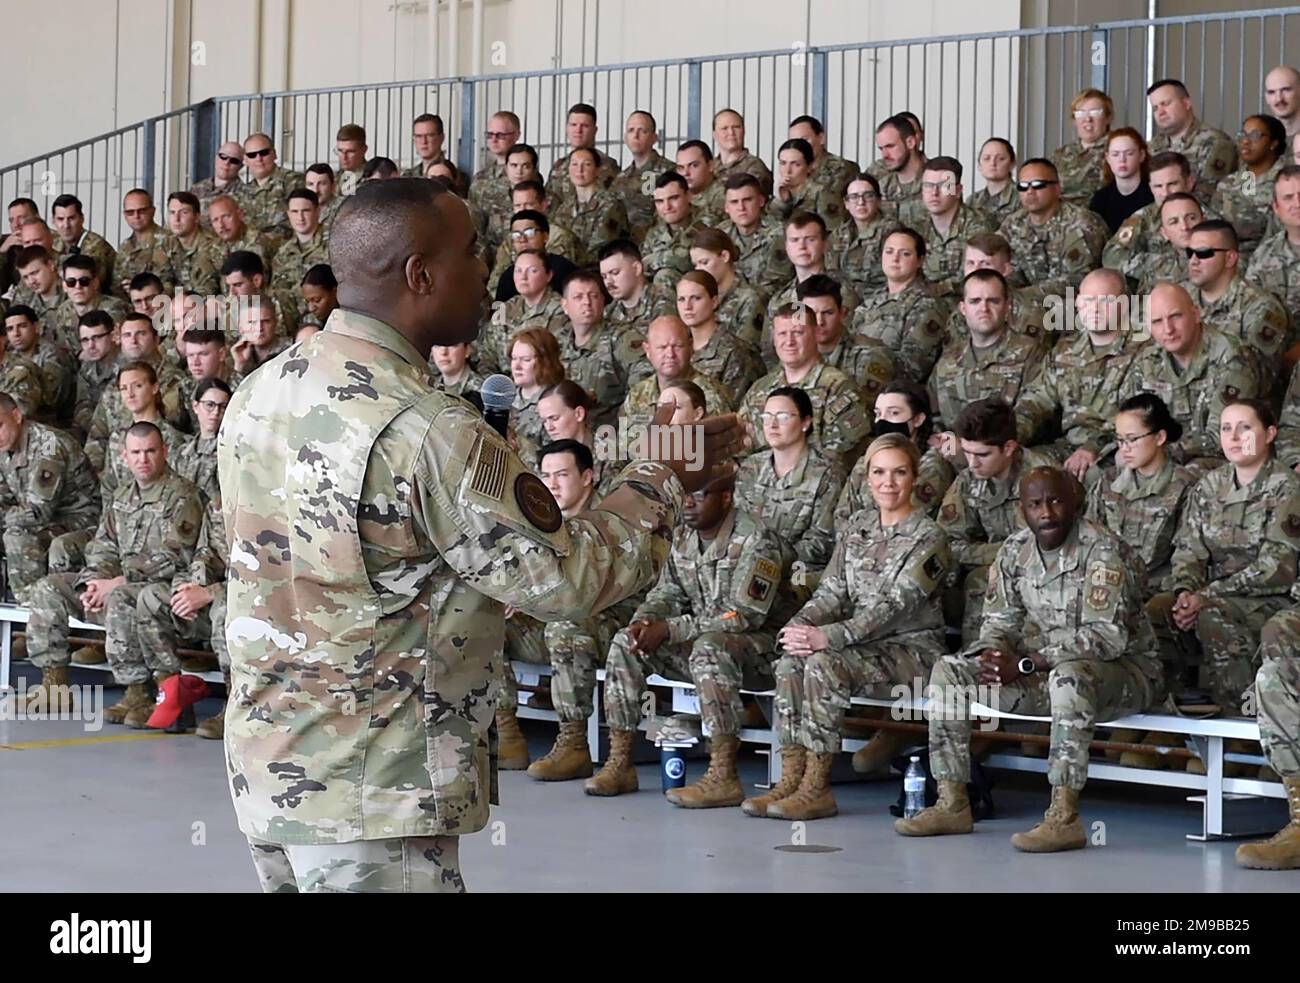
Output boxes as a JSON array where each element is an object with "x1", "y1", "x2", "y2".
[{"x1": 481, "y1": 373, "x2": 516, "y2": 412}]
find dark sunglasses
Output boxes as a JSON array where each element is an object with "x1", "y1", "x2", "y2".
[
  {"x1": 1016, "y1": 179, "x2": 1059, "y2": 191},
  {"x1": 245, "y1": 148, "x2": 274, "y2": 159},
  {"x1": 217, "y1": 152, "x2": 244, "y2": 164},
  {"x1": 1185, "y1": 246, "x2": 1232, "y2": 259},
  {"x1": 63, "y1": 275, "x2": 93, "y2": 288}
]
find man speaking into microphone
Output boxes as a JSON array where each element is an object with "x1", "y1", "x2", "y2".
[{"x1": 217, "y1": 178, "x2": 745, "y2": 893}]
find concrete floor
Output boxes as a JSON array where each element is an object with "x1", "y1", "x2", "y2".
[{"x1": 2, "y1": 677, "x2": 1297, "y2": 893}]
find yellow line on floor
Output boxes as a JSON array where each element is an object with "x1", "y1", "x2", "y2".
[{"x1": 0, "y1": 732, "x2": 173, "y2": 751}]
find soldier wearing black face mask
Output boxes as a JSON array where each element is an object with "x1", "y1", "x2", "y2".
[{"x1": 836, "y1": 381, "x2": 955, "y2": 524}]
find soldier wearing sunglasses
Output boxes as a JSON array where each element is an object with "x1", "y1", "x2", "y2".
[
  {"x1": 46, "y1": 255, "x2": 128, "y2": 353},
  {"x1": 190, "y1": 142, "x2": 246, "y2": 226},
  {"x1": 998, "y1": 158, "x2": 1109, "y2": 295}
]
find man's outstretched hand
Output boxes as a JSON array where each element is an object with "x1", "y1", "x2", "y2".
[{"x1": 646, "y1": 400, "x2": 748, "y2": 494}]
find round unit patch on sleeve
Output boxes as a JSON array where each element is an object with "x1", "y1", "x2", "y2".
[{"x1": 515, "y1": 472, "x2": 563, "y2": 533}]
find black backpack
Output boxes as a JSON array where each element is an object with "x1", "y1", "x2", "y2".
[{"x1": 887, "y1": 747, "x2": 996, "y2": 822}]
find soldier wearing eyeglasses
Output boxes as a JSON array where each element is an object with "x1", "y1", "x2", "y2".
[
  {"x1": 191, "y1": 142, "x2": 247, "y2": 226},
  {"x1": 1051, "y1": 89, "x2": 1114, "y2": 205},
  {"x1": 828, "y1": 174, "x2": 890, "y2": 299},
  {"x1": 233, "y1": 134, "x2": 303, "y2": 249},
  {"x1": 46, "y1": 255, "x2": 129, "y2": 353}
]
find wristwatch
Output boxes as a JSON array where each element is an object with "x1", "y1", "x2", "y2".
[{"x1": 1017, "y1": 656, "x2": 1038, "y2": 675}]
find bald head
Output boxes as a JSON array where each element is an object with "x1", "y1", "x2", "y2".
[
  {"x1": 1148, "y1": 282, "x2": 1202, "y2": 359},
  {"x1": 1019, "y1": 466, "x2": 1081, "y2": 550},
  {"x1": 646, "y1": 315, "x2": 693, "y2": 380},
  {"x1": 1265, "y1": 66, "x2": 1300, "y2": 123}
]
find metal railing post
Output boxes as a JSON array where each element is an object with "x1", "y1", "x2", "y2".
[
  {"x1": 686, "y1": 61, "x2": 702, "y2": 140},
  {"x1": 261, "y1": 99, "x2": 277, "y2": 141},
  {"x1": 1090, "y1": 28, "x2": 1109, "y2": 92},
  {"x1": 142, "y1": 119, "x2": 157, "y2": 197},
  {"x1": 811, "y1": 49, "x2": 828, "y2": 121},
  {"x1": 458, "y1": 80, "x2": 478, "y2": 175},
  {"x1": 190, "y1": 99, "x2": 219, "y2": 183}
]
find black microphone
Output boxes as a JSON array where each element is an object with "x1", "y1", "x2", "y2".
[{"x1": 479, "y1": 373, "x2": 515, "y2": 439}]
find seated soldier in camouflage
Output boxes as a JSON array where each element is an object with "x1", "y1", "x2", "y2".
[
  {"x1": 676, "y1": 140, "x2": 725, "y2": 225},
  {"x1": 551, "y1": 147, "x2": 631, "y2": 266},
  {"x1": 939, "y1": 397, "x2": 1054, "y2": 644},
  {"x1": 116, "y1": 189, "x2": 173, "y2": 295},
  {"x1": 1235, "y1": 593, "x2": 1300, "y2": 869},
  {"x1": 1147, "y1": 399, "x2": 1300, "y2": 718},
  {"x1": 1087, "y1": 394, "x2": 1197, "y2": 768},
  {"x1": 270, "y1": 189, "x2": 329, "y2": 314},
  {"x1": 46, "y1": 254, "x2": 129, "y2": 353},
  {"x1": 0, "y1": 393, "x2": 100, "y2": 603},
  {"x1": 1104, "y1": 151, "x2": 1202, "y2": 288},
  {"x1": 870, "y1": 114, "x2": 927, "y2": 228},
  {"x1": 1015, "y1": 268, "x2": 1142, "y2": 479},
  {"x1": 479, "y1": 250, "x2": 566, "y2": 375},
  {"x1": 162, "y1": 190, "x2": 222, "y2": 295},
  {"x1": 618, "y1": 315, "x2": 734, "y2": 427},
  {"x1": 173, "y1": 378, "x2": 229, "y2": 504},
  {"x1": 751, "y1": 434, "x2": 951, "y2": 820},
  {"x1": 917, "y1": 156, "x2": 996, "y2": 296},
  {"x1": 12, "y1": 246, "x2": 66, "y2": 323},
  {"x1": 827, "y1": 173, "x2": 889, "y2": 301},
  {"x1": 174, "y1": 328, "x2": 230, "y2": 432},
  {"x1": 599, "y1": 239, "x2": 672, "y2": 347},
  {"x1": 689, "y1": 227, "x2": 765, "y2": 349},
  {"x1": 677, "y1": 270, "x2": 763, "y2": 401},
  {"x1": 1051, "y1": 88, "x2": 1113, "y2": 205},
  {"x1": 928, "y1": 269, "x2": 1045, "y2": 437},
  {"x1": 299, "y1": 263, "x2": 338, "y2": 329},
  {"x1": 736, "y1": 387, "x2": 845, "y2": 600},
  {"x1": 969, "y1": 138, "x2": 1020, "y2": 227},
  {"x1": 4, "y1": 305, "x2": 75, "y2": 426},
  {"x1": 221, "y1": 250, "x2": 299, "y2": 342},
  {"x1": 1128, "y1": 282, "x2": 1259, "y2": 473},
  {"x1": 96, "y1": 361, "x2": 188, "y2": 500},
  {"x1": 552, "y1": 270, "x2": 642, "y2": 428},
  {"x1": 507, "y1": 328, "x2": 565, "y2": 472},
  {"x1": 739, "y1": 304, "x2": 871, "y2": 466},
  {"x1": 998, "y1": 157, "x2": 1109, "y2": 295},
  {"x1": 941, "y1": 233, "x2": 1049, "y2": 344},
  {"x1": 614, "y1": 110, "x2": 674, "y2": 243},
  {"x1": 585, "y1": 473, "x2": 789, "y2": 807},
  {"x1": 230, "y1": 297, "x2": 291, "y2": 388},
  {"x1": 850, "y1": 228, "x2": 949, "y2": 384},
  {"x1": 525, "y1": 439, "x2": 647, "y2": 782},
  {"x1": 126, "y1": 271, "x2": 167, "y2": 320},
  {"x1": 71, "y1": 311, "x2": 120, "y2": 441},
  {"x1": 1244, "y1": 164, "x2": 1300, "y2": 333},
  {"x1": 1135, "y1": 192, "x2": 1203, "y2": 293},
  {"x1": 430, "y1": 342, "x2": 483, "y2": 397},
  {"x1": 715, "y1": 173, "x2": 793, "y2": 300},
  {"x1": 642, "y1": 171, "x2": 709, "y2": 298},
  {"x1": 763, "y1": 212, "x2": 860, "y2": 362},
  {"x1": 539, "y1": 382, "x2": 620, "y2": 496},
  {"x1": 85, "y1": 314, "x2": 189, "y2": 474},
  {"x1": 769, "y1": 139, "x2": 844, "y2": 230},
  {"x1": 1183, "y1": 219, "x2": 1289, "y2": 394},
  {"x1": 491, "y1": 211, "x2": 576, "y2": 303},
  {"x1": 796, "y1": 274, "x2": 894, "y2": 405},
  {"x1": 836, "y1": 380, "x2": 956, "y2": 525},
  {"x1": 712, "y1": 109, "x2": 773, "y2": 198},
  {"x1": 209, "y1": 196, "x2": 274, "y2": 273},
  {"x1": 897, "y1": 466, "x2": 1163, "y2": 852},
  {"x1": 17, "y1": 423, "x2": 203, "y2": 728},
  {"x1": 1211, "y1": 113, "x2": 1286, "y2": 263}
]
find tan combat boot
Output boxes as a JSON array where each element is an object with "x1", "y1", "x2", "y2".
[
  {"x1": 1103, "y1": 727, "x2": 1144, "y2": 761},
  {"x1": 104, "y1": 683, "x2": 154, "y2": 726},
  {"x1": 766, "y1": 750, "x2": 837, "y2": 820},
  {"x1": 1235, "y1": 777, "x2": 1300, "y2": 870},
  {"x1": 851, "y1": 730, "x2": 913, "y2": 775},
  {"x1": 1118, "y1": 731, "x2": 1182, "y2": 769},
  {"x1": 666, "y1": 734, "x2": 744, "y2": 808},
  {"x1": 196, "y1": 670, "x2": 230, "y2": 740},
  {"x1": 894, "y1": 780, "x2": 974, "y2": 836},
  {"x1": 14, "y1": 665, "x2": 74, "y2": 714},
  {"x1": 741, "y1": 746, "x2": 806, "y2": 817},
  {"x1": 125, "y1": 678, "x2": 164, "y2": 729},
  {"x1": 1010, "y1": 786, "x2": 1087, "y2": 853},
  {"x1": 584, "y1": 729, "x2": 638, "y2": 796},
  {"x1": 70, "y1": 644, "x2": 106, "y2": 666},
  {"x1": 495, "y1": 704, "x2": 530, "y2": 770},
  {"x1": 526, "y1": 721, "x2": 593, "y2": 781}
]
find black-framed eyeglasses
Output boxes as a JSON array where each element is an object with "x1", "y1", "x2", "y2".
[
  {"x1": 245, "y1": 148, "x2": 274, "y2": 159},
  {"x1": 1016, "y1": 179, "x2": 1059, "y2": 191},
  {"x1": 485, "y1": 130, "x2": 517, "y2": 140},
  {"x1": 1185, "y1": 246, "x2": 1232, "y2": 259},
  {"x1": 63, "y1": 276, "x2": 93, "y2": 288},
  {"x1": 845, "y1": 191, "x2": 878, "y2": 203},
  {"x1": 217, "y1": 152, "x2": 243, "y2": 164},
  {"x1": 79, "y1": 331, "x2": 112, "y2": 346},
  {"x1": 1115, "y1": 431, "x2": 1156, "y2": 448},
  {"x1": 197, "y1": 399, "x2": 229, "y2": 412},
  {"x1": 1236, "y1": 129, "x2": 1269, "y2": 141}
]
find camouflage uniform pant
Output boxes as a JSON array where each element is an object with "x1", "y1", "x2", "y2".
[
  {"x1": 544, "y1": 604, "x2": 630, "y2": 722},
  {"x1": 958, "y1": 565, "x2": 991, "y2": 645},
  {"x1": 135, "y1": 582, "x2": 218, "y2": 675},
  {"x1": 603, "y1": 628, "x2": 776, "y2": 736},
  {"x1": 2, "y1": 519, "x2": 73, "y2": 602},
  {"x1": 27, "y1": 574, "x2": 145, "y2": 683},
  {"x1": 1255, "y1": 607, "x2": 1300, "y2": 778},
  {"x1": 247, "y1": 835, "x2": 464, "y2": 894},
  {"x1": 48, "y1": 529, "x2": 93, "y2": 575},
  {"x1": 774, "y1": 631, "x2": 947, "y2": 752},
  {"x1": 501, "y1": 614, "x2": 550, "y2": 708},
  {"x1": 928, "y1": 655, "x2": 1159, "y2": 790},
  {"x1": 1147, "y1": 592, "x2": 1289, "y2": 713}
]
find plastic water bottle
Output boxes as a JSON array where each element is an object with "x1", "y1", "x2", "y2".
[{"x1": 903, "y1": 756, "x2": 926, "y2": 818}]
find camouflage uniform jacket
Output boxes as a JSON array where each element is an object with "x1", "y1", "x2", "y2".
[
  {"x1": 162, "y1": 228, "x2": 223, "y2": 295},
  {"x1": 173, "y1": 433, "x2": 219, "y2": 504},
  {"x1": 489, "y1": 226, "x2": 581, "y2": 288},
  {"x1": 550, "y1": 187, "x2": 631, "y2": 265},
  {"x1": 735, "y1": 447, "x2": 845, "y2": 572},
  {"x1": 740, "y1": 360, "x2": 871, "y2": 462},
  {"x1": 974, "y1": 519, "x2": 1161, "y2": 681},
  {"x1": 271, "y1": 227, "x2": 330, "y2": 303},
  {"x1": 216, "y1": 227, "x2": 274, "y2": 273},
  {"x1": 633, "y1": 508, "x2": 788, "y2": 643},
  {"x1": 235, "y1": 167, "x2": 305, "y2": 239},
  {"x1": 1210, "y1": 158, "x2": 1284, "y2": 261},
  {"x1": 927, "y1": 329, "x2": 1046, "y2": 433},
  {"x1": 46, "y1": 295, "x2": 130, "y2": 352},
  {"x1": 967, "y1": 184, "x2": 1020, "y2": 228},
  {"x1": 606, "y1": 285, "x2": 674, "y2": 342},
  {"x1": 849, "y1": 276, "x2": 949, "y2": 383},
  {"x1": 1165, "y1": 458, "x2": 1300, "y2": 599},
  {"x1": 716, "y1": 278, "x2": 766, "y2": 349},
  {"x1": 116, "y1": 227, "x2": 172, "y2": 290},
  {"x1": 817, "y1": 330, "x2": 896, "y2": 405},
  {"x1": 619, "y1": 369, "x2": 737, "y2": 427},
  {"x1": 828, "y1": 213, "x2": 889, "y2": 299},
  {"x1": 183, "y1": 498, "x2": 228, "y2": 598},
  {"x1": 1051, "y1": 138, "x2": 1109, "y2": 204},
  {"x1": 641, "y1": 210, "x2": 710, "y2": 288},
  {"x1": 937, "y1": 446, "x2": 1055, "y2": 569},
  {"x1": 767, "y1": 181, "x2": 845, "y2": 231},
  {"x1": 997, "y1": 201, "x2": 1109, "y2": 294},
  {"x1": 1149, "y1": 118, "x2": 1238, "y2": 206},
  {"x1": 1015, "y1": 330, "x2": 1142, "y2": 455},
  {"x1": 479, "y1": 289, "x2": 567, "y2": 375},
  {"x1": 0, "y1": 349, "x2": 47, "y2": 418},
  {"x1": 551, "y1": 320, "x2": 642, "y2": 426},
  {"x1": 99, "y1": 418, "x2": 187, "y2": 497},
  {"x1": 1245, "y1": 229, "x2": 1300, "y2": 344},
  {"x1": 191, "y1": 177, "x2": 245, "y2": 225},
  {"x1": 835, "y1": 444, "x2": 954, "y2": 526},
  {"x1": 716, "y1": 214, "x2": 794, "y2": 299},
  {"x1": 0, "y1": 421, "x2": 100, "y2": 533},
  {"x1": 52, "y1": 231, "x2": 116, "y2": 292},
  {"x1": 218, "y1": 309, "x2": 683, "y2": 843},
  {"x1": 921, "y1": 204, "x2": 997, "y2": 294},
  {"x1": 691, "y1": 181, "x2": 728, "y2": 226},
  {"x1": 812, "y1": 152, "x2": 860, "y2": 199},
  {"x1": 715, "y1": 150, "x2": 774, "y2": 198},
  {"x1": 73, "y1": 356, "x2": 120, "y2": 438},
  {"x1": 1185, "y1": 274, "x2": 1290, "y2": 388},
  {"x1": 1127, "y1": 330, "x2": 1259, "y2": 464},
  {"x1": 1087, "y1": 456, "x2": 1196, "y2": 589},
  {"x1": 81, "y1": 467, "x2": 203, "y2": 589},
  {"x1": 690, "y1": 327, "x2": 763, "y2": 405},
  {"x1": 1277, "y1": 362, "x2": 1300, "y2": 468},
  {"x1": 545, "y1": 149, "x2": 621, "y2": 213},
  {"x1": 612, "y1": 150, "x2": 675, "y2": 242},
  {"x1": 432, "y1": 366, "x2": 484, "y2": 398},
  {"x1": 786, "y1": 508, "x2": 951, "y2": 649}
]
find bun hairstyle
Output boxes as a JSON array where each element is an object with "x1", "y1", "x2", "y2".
[{"x1": 1118, "y1": 392, "x2": 1183, "y2": 444}]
